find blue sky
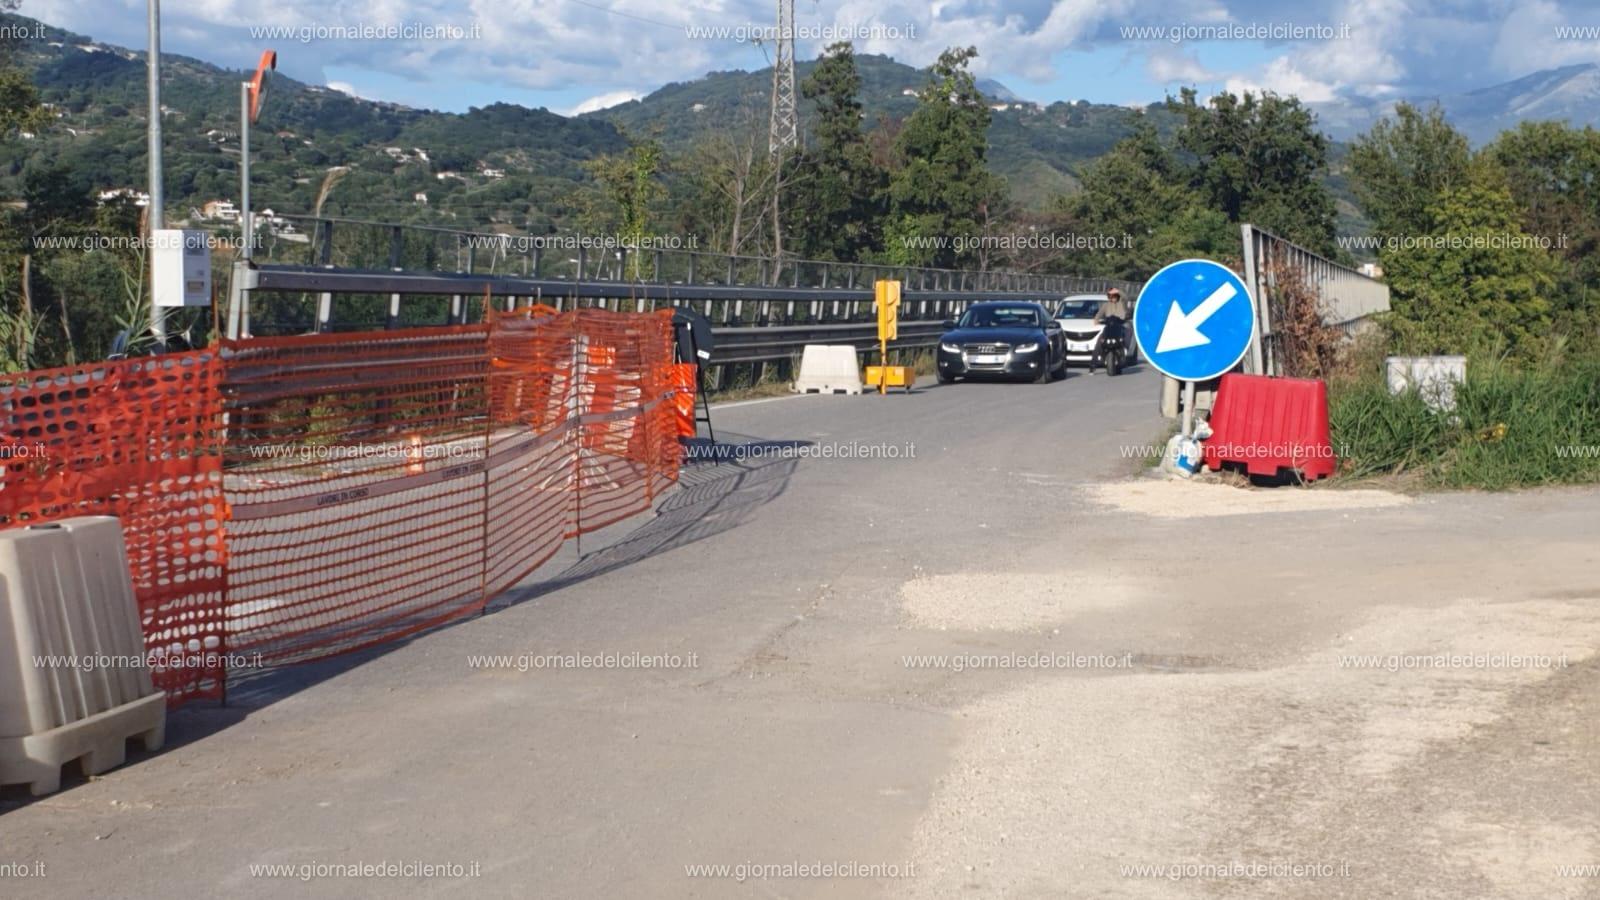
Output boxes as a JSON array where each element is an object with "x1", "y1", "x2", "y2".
[{"x1": 22, "y1": 0, "x2": 1600, "y2": 114}]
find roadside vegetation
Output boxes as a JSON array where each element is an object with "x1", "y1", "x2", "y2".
[
  {"x1": 1330, "y1": 345, "x2": 1600, "y2": 489},
  {"x1": 1319, "y1": 104, "x2": 1600, "y2": 490}
]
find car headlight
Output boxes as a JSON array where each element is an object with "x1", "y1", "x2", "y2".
[
  {"x1": 1014, "y1": 342, "x2": 1039, "y2": 353},
  {"x1": 940, "y1": 342, "x2": 961, "y2": 353}
]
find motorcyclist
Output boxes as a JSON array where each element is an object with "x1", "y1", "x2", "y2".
[
  {"x1": 1094, "y1": 287, "x2": 1129, "y2": 324},
  {"x1": 1090, "y1": 288, "x2": 1129, "y2": 373}
]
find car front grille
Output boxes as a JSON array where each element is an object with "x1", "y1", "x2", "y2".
[
  {"x1": 1064, "y1": 330, "x2": 1101, "y2": 342},
  {"x1": 963, "y1": 343, "x2": 1011, "y2": 355}
]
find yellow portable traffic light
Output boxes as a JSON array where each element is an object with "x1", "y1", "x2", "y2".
[
  {"x1": 874, "y1": 279, "x2": 901, "y2": 342},
  {"x1": 869, "y1": 280, "x2": 912, "y2": 393}
]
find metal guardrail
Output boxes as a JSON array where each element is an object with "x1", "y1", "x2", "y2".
[
  {"x1": 257, "y1": 214, "x2": 1138, "y2": 298},
  {"x1": 239, "y1": 265, "x2": 1024, "y2": 367},
  {"x1": 712, "y1": 321, "x2": 948, "y2": 365},
  {"x1": 1161, "y1": 225, "x2": 1393, "y2": 418},
  {"x1": 231, "y1": 216, "x2": 1146, "y2": 374}
]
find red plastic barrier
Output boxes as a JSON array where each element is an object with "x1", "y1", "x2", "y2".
[{"x1": 1202, "y1": 373, "x2": 1337, "y2": 481}]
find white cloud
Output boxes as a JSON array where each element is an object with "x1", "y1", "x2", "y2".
[
  {"x1": 566, "y1": 90, "x2": 642, "y2": 116},
  {"x1": 1215, "y1": 0, "x2": 1412, "y2": 101},
  {"x1": 20, "y1": 0, "x2": 1600, "y2": 110},
  {"x1": 1490, "y1": 0, "x2": 1600, "y2": 73},
  {"x1": 1226, "y1": 57, "x2": 1340, "y2": 102},
  {"x1": 1146, "y1": 48, "x2": 1218, "y2": 84},
  {"x1": 326, "y1": 81, "x2": 363, "y2": 98}
]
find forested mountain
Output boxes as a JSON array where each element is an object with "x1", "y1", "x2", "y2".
[
  {"x1": 0, "y1": 15, "x2": 625, "y2": 230},
  {"x1": 585, "y1": 53, "x2": 1178, "y2": 202},
  {"x1": 0, "y1": 14, "x2": 1171, "y2": 226}
]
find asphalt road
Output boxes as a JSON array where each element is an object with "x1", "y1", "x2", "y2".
[{"x1": 4, "y1": 362, "x2": 1599, "y2": 899}]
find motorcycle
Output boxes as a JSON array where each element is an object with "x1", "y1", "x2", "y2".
[{"x1": 1093, "y1": 315, "x2": 1129, "y2": 376}]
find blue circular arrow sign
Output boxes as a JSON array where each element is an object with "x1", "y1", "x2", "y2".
[{"x1": 1131, "y1": 258, "x2": 1256, "y2": 382}]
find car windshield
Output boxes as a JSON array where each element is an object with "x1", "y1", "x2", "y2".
[
  {"x1": 1056, "y1": 299, "x2": 1101, "y2": 319},
  {"x1": 958, "y1": 305, "x2": 1042, "y2": 328}
]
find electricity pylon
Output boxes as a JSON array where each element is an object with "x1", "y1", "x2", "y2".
[{"x1": 767, "y1": 0, "x2": 798, "y2": 156}]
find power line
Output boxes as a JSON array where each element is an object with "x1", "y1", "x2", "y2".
[{"x1": 560, "y1": 0, "x2": 683, "y2": 32}]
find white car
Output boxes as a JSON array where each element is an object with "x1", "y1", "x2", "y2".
[{"x1": 1054, "y1": 294, "x2": 1138, "y2": 369}]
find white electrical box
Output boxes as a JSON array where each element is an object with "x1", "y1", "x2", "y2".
[{"x1": 151, "y1": 229, "x2": 212, "y2": 307}]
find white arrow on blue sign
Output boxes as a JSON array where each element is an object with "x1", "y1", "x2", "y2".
[{"x1": 1131, "y1": 258, "x2": 1257, "y2": 382}]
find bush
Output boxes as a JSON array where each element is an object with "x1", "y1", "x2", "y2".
[{"x1": 1329, "y1": 354, "x2": 1600, "y2": 488}]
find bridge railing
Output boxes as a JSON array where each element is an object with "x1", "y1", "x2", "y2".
[
  {"x1": 237, "y1": 216, "x2": 1143, "y2": 385},
  {"x1": 1240, "y1": 224, "x2": 1390, "y2": 376},
  {"x1": 257, "y1": 215, "x2": 1134, "y2": 299}
]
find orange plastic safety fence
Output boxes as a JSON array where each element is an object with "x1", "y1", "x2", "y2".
[
  {"x1": 0, "y1": 352, "x2": 228, "y2": 704},
  {"x1": 0, "y1": 309, "x2": 679, "y2": 704},
  {"x1": 219, "y1": 308, "x2": 680, "y2": 673},
  {"x1": 482, "y1": 307, "x2": 679, "y2": 593},
  {"x1": 570, "y1": 309, "x2": 679, "y2": 534},
  {"x1": 483, "y1": 308, "x2": 577, "y2": 595},
  {"x1": 220, "y1": 325, "x2": 493, "y2": 666}
]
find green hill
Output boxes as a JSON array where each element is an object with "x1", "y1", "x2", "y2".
[
  {"x1": 0, "y1": 15, "x2": 625, "y2": 231},
  {"x1": 586, "y1": 54, "x2": 1177, "y2": 206},
  {"x1": 0, "y1": 14, "x2": 1362, "y2": 236}
]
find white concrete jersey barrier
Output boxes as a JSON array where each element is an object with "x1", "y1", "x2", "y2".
[
  {"x1": 793, "y1": 344, "x2": 864, "y2": 394},
  {"x1": 0, "y1": 517, "x2": 166, "y2": 796}
]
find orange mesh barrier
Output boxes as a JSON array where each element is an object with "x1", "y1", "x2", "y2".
[
  {"x1": 0, "y1": 353, "x2": 228, "y2": 704},
  {"x1": 221, "y1": 308, "x2": 680, "y2": 674},
  {"x1": 0, "y1": 309, "x2": 679, "y2": 703},
  {"x1": 220, "y1": 326, "x2": 494, "y2": 666},
  {"x1": 571, "y1": 310, "x2": 678, "y2": 534},
  {"x1": 483, "y1": 308, "x2": 578, "y2": 595}
]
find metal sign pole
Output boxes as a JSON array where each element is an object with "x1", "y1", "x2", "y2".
[{"x1": 1182, "y1": 380, "x2": 1196, "y2": 437}]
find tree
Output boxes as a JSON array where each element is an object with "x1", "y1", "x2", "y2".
[
  {"x1": 581, "y1": 135, "x2": 665, "y2": 276},
  {"x1": 0, "y1": 0, "x2": 48, "y2": 139},
  {"x1": 1348, "y1": 103, "x2": 1471, "y2": 240},
  {"x1": 783, "y1": 42, "x2": 884, "y2": 262},
  {"x1": 0, "y1": 4, "x2": 57, "y2": 368},
  {"x1": 1167, "y1": 88, "x2": 1339, "y2": 256},
  {"x1": 1050, "y1": 123, "x2": 1234, "y2": 279},
  {"x1": 671, "y1": 121, "x2": 774, "y2": 257},
  {"x1": 1484, "y1": 121, "x2": 1600, "y2": 352},
  {"x1": 1381, "y1": 163, "x2": 1562, "y2": 357},
  {"x1": 884, "y1": 47, "x2": 1004, "y2": 268}
]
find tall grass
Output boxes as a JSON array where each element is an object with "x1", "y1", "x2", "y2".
[{"x1": 1329, "y1": 351, "x2": 1600, "y2": 489}]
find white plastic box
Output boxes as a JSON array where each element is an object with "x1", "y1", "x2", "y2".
[
  {"x1": 151, "y1": 228, "x2": 212, "y2": 308},
  {"x1": 0, "y1": 517, "x2": 166, "y2": 795}
]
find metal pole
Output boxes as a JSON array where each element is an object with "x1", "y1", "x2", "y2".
[
  {"x1": 1241, "y1": 223, "x2": 1263, "y2": 375},
  {"x1": 146, "y1": 0, "x2": 166, "y2": 349},
  {"x1": 240, "y1": 82, "x2": 252, "y2": 261},
  {"x1": 1182, "y1": 380, "x2": 1197, "y2": 437}
]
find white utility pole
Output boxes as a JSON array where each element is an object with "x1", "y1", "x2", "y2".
[{"x1": 146, "y1": 0, "x2": 166, "y2": 348}]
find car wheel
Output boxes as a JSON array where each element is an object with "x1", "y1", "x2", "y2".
[{"x1": 937, "y1": 370, "x2": 955, "y2": 385}]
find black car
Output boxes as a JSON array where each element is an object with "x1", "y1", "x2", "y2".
[{"x1": 936, "y1": 301, "x2": 1067, "y2": 384}]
